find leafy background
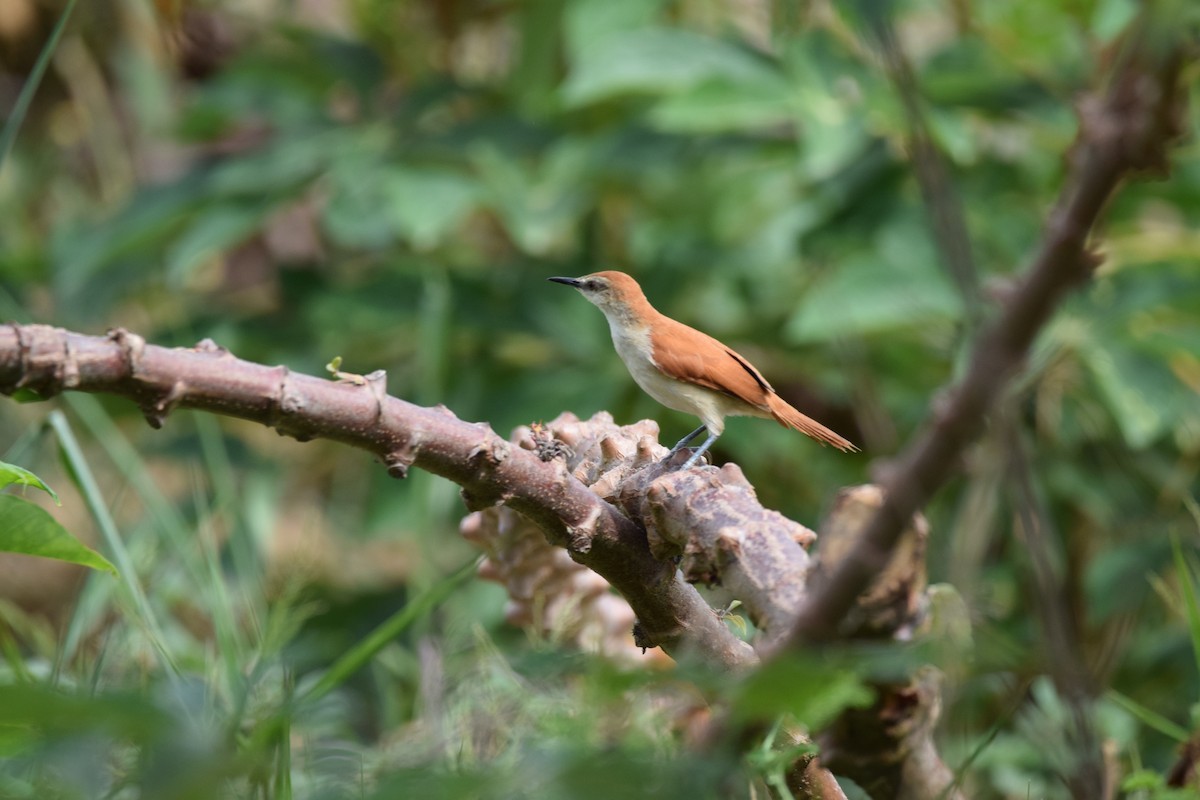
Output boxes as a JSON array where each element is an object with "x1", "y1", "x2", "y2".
[{"x1": 0, "y1": 0, "x2": 1198, "y2": 797}]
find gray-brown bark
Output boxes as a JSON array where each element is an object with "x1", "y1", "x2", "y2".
[{"x1": 0, "y1": 324, "x2": 756, "y2": 669}]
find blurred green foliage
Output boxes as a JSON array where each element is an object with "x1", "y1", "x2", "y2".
[{"x1": 1, "y1": 0, "x2": 1199, "y2": 797}]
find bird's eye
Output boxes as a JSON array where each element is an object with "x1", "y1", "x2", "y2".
[{"x1": 585, "y1": 279, "x2": 606, "y2": 292}]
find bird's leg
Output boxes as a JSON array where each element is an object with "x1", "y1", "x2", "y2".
[
  {"x1": 679, "y1": 429, "x2": 720, "y2": 470},
  {"x1": 667, "y1": 425, "x2": 708, "y2": 458}
]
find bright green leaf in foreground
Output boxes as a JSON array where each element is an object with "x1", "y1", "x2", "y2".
[
  {"x1": 0, "y1": 461, "x2": 59, "y2": 504},
  {"x1": 0, "y1": 494, "x2": 116, "y2": 575},
  {"x1": 0, "y1": 684, "x2": 167, "y2": 739},
  {"x1": 733, "y1": 653, "x2": 875, "y2": 730}
]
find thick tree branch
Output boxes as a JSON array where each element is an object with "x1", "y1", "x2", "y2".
[
  {"x1": 617, "y1": 460, "x2": 817, "y2": 638},
  {"x1": 470, "y1": 411, "x2": 830, "y2": 646},
  {"x1": 783, "y1": 32, "x2": 1190, "y2": 648},
  {"x1": 0, "y1": 324, "x2": 755, "y2": 669}
]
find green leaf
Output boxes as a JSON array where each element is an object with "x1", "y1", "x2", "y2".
[
  {"x1": 1091, "y1": 0, "x2": 1139, "y2": 42},
  {"x1": 1119, "y1": 769, "x2": 1166, "y2": 792},
  {"x1": 0, "y1": 684, "x2": 166, "y2": 739},
  {"x1": 786, "y1": 223, "x2": 962, "y2": 343},
  {"x1": 0, "y1": 461, "x2": 59, "y2": 504},
  {"x1": 563, "y1": 0, "x2": 664, "y2": 61},
  {"x1": 205, "y1": 132, "x2": 334, "y2": 197},
  {"x1": 648, "y1": 77, "x2": 797, "y2": 134},
  {"x1": 370, "y1": 769, "x2": 494, "y2": 800},
  {"x1": 8, "y1": 388, "x2": 44, "y2": 403},
  {"x1": 562, "y1": 27, "x2": 781, "y2": 107},
  {"x1": 927, "y1": 107, "x2": 979, "y2": 165},
  {"x1": 473, "y1": 142, "x2": 593, "y2": 256},
  {"x1": 51, "y1": 175, "x2": 208, "y2": 290},
  {"x1": 732, "y1": 653, "x2": 874, "y2": 729},
  {"x1": 165, "y1": 204, "x2": 271, "y2": 285},
  {"x1": 386, "y1": 169, "x2": 480, "y2": 250},
  {"x1": 321, "y1": 152, "x2": 403, "y2": 250},
  {"x1": 0, "y1": 495, "x2": 116, "y2": 575},
  {"x1": 1081, "y1": 339, "x2": 1171, "y2": 448},
  {"x1": 974, "y1": 1, "x2": 1087, "y2": 82}
]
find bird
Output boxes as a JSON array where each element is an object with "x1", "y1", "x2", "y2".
[{"x1": 547, "y1": 271, "x2": 858, "y2": 469}]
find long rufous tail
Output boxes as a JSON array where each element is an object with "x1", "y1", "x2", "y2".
[{"x1": 765, "y1": 393, "x2": 859, "y2": 453}]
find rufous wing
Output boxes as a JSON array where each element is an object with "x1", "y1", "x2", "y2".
[
  {"x1": 649, "y1": 318, "x2": 775, "y2": 407},
  {"x1": 650, "y1": 318, "x2": 859, "y2": 453}
]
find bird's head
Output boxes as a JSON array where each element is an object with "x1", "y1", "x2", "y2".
[{"x1": 547, "y1": 271, "x2": 648, "y2": 320}]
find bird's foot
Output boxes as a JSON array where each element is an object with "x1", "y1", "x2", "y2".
[
  {"x1": 671, "y1": 429, "x2": 720, "y2": 471},
  {"x1": 659, "y1": 448, "x2": 700, "y2": 471},
  {"x1": 667, "y1": 425, "x2": 708, "y2": 459}
]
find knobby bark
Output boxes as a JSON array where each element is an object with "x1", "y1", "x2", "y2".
[
  {"x1": 0, "y1": 324, "x2": 756, "y2": 669},
  {"x1": 0, "y1": 332, "x2": 956, "y2": 797},
  {"x1": 0, "y1": 327, "x2": 936, "y2": 796}
]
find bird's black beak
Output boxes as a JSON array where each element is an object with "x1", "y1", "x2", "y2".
[{"x1": 547, "y1": 276, "x2": 582, "y2": 288}]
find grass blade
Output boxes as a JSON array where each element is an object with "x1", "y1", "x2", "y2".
[
  {"x1": 274, "y1": 669, "x2": 294, "y2": 800},
  {"x1": 1106, "y1": 689, "x2": 1189, "y2": 743},
  {"x1": 300, "y1": 556, "x2": 481, "y2": 704},
  {"x1": 1169, "y1": 532, "x2": 1200, "y2": 677},
  {"x1": 0, "y1": 0, "x2": 79, "y2": 170},
  {"x1": 47, "y1": 410, "x2": 178, "y2": 675}
]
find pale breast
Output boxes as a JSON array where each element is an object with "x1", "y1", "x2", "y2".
[{"x1": 606, "y1": 320, "x2": 755, "y2": 433}]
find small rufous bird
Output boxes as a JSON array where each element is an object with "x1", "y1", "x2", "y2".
[{"x1": 548, "y1": 271, "x2": 858, "y2": 469}]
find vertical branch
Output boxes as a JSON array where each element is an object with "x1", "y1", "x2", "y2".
[{"x1": 782, "y1": 26, "x2": 1190, "y2": 648}]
